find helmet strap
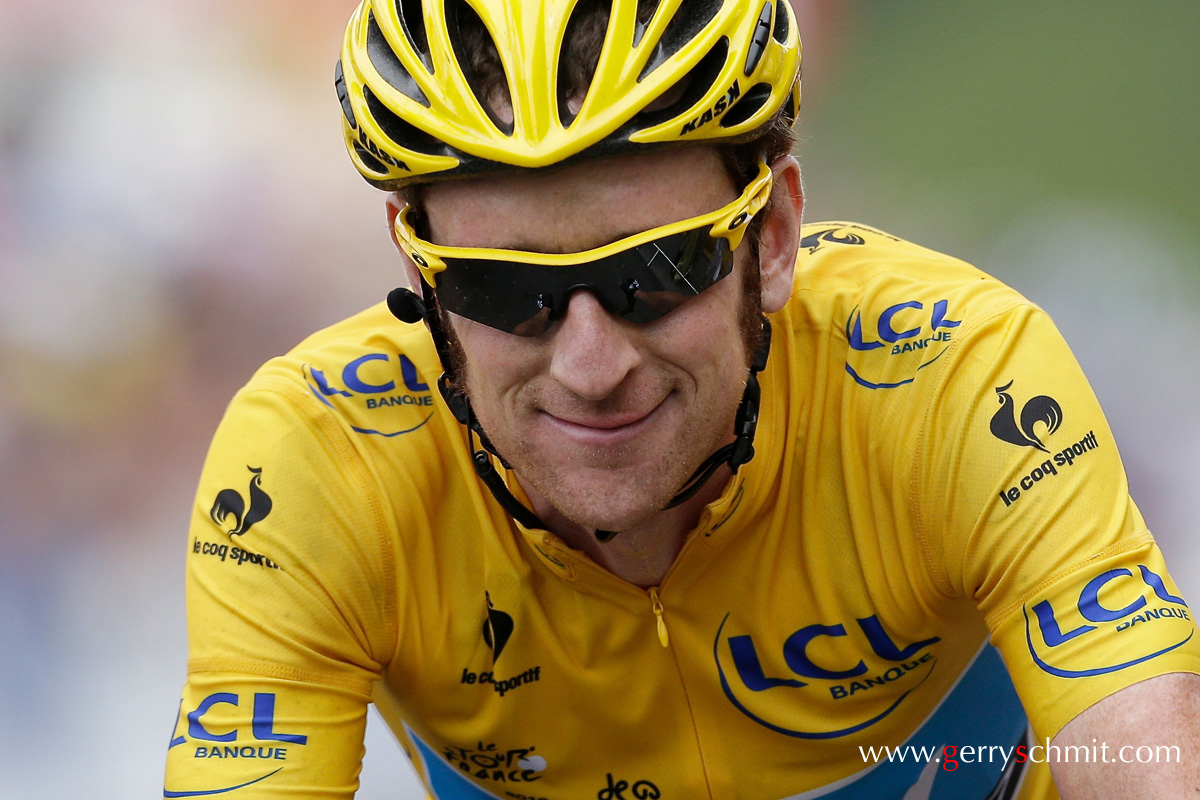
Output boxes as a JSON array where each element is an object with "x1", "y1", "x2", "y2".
[{"x1": 389, "y1": 285, "x2": 544, "y2": 530}]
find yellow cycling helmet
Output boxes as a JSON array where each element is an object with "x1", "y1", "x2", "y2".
[{"x1": 336, "y1": 0, "x2": 802, "y2": 188}]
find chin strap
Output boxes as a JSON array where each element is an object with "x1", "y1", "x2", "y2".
[
  {"x1": 389, "y1": 286, "x2": 546, "y2": 533},
  {"x1": 388, "y1": 287, "x2": 772, "y2": 543}
]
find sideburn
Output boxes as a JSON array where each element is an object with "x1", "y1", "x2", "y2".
[
  {"x1": 436, "y1": 300, "x2": 472, "y2": 394},
  {"x1": 738, "y1": 256, "x2": 766, "y2": 362}
]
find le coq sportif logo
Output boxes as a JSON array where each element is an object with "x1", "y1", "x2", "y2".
[
  {"x1": 210, "y1": 466, "x2": 273, "y2": 537},
  {"x1": 989, "y1": 381, "x2": 1063, "y2": 453}
]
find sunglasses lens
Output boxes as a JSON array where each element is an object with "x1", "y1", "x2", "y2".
[
  {"x1": 616, "y1": 230, "x2": 730, "y2": 322},
  {"x1": 433, "y1": 229, "x2": 734, "y2": 336},
  {"x1": 434, "y1": 262, "x2": 550, "y2": 334}
]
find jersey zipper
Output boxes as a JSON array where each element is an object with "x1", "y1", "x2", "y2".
[{"x1": 649, "y1": 587, "x2": 669, "y2": 648}]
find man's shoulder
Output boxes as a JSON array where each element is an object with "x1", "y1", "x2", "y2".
[
  {"x1": 790, "y1": 221, "x2": 1033, "y2": 333},
  {"x1": 794, "y1": 221, "x2": 1015, "y2": 300},
  {"x1": 784, "y1": 221, "x2": 1036, "y2": 391},
  {"x1": 237, "y1": 301, "x2": 447, "y2": 445}
]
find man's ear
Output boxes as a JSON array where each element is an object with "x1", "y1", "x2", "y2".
[
  {"x1": 385, "y1": 192, "x2": 424, "y2": 293},
  {"x1": 757, "y1": 155, "x2": 804, "y2": 314}
]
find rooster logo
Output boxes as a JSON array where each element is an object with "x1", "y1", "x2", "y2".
[
  {"x1": 210, "y1": 466, "x2": 273, "y2": 537},
  {"x1": 482, "y1": 591, "x2": 515, "y2": 662},
  {"x1": 799, "y1": 227, "x2": 866, "y2": 254},
  {"x1": 989, "y1": 381, "x2": 1063, "y2": 453}
]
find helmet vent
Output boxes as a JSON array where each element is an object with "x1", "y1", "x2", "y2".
[
  {"x1": 771, "y1": 0, "x2": 789, "y2": 43},
  {"x1": 719, "y1": 80, "x2": 771, "y2": 128},
  {"x1": 631, "y1": 0, "x2": 665, "y2": 48},
  {"x1": 335, "y1": 60, "x2": 357, "y2": 129},
  {"x1": 367, "y1": 12, "x2": 431, "y2": 107},
  {"x1": 364, "y1": 85, "x2": 447, "y2": 155},
  {"x1": 638, "y1": 0, "x2": 723, "y2": 81},
  {"x1": 632, "y1": 37, "x2": 728, "y2": 130},
  {"x1": 556, "y1": 0, "x2": 614, "y2": 128},
  {"x1": 744, "y1": 2, "x2": 773, "y2": 76},
  {"x1": 395, "y1": 0, "x2": 433, "y2": 72},
  {"x1": 445, "y1": 0, "x2": 515, "y2": 135}
]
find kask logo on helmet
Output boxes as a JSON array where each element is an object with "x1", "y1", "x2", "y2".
[
  {"x1": 1023, "y1": 563, "x2": 1193, "y2": 678},
  {"x1": 680, "y1": 80, "x2": 741, "y2": 135},
  {"x1": 303, "y1": 352, "x2": 435, "y2": 436},
  {"x1": 713, "y1": 612, "x2": 940, "y2": 738},
  {"x1": 355, "y1": 126, "x2": 410, "y2": 172}
]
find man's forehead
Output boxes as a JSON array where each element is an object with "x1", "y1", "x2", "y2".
[{"x1": 419, "y1": 146, "x2": 736, "y2": 251}]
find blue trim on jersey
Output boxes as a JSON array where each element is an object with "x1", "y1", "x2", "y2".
[
  {"x1": 350, "y1": 413, "x2": 434, "y2": 437},
  {"x1": 407, "y1": 727, "x2": 506, "y2": 800},
  {"x1": 777, "y1": 644, "x2": 1027, "y2": 799},
  {"x1": 163, "y1": 768, "x2": 282, "y2": 797},
  {"x1": 406, "y1": 645, "x2": 1025, "y2": 799},
  {"x1": 844, "y1": 349, "x2": 947, "y2": 390}
]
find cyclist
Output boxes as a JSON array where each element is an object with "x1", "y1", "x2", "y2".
[{"x1": 165, "y1": 1, "x2": 1200, "y2": 798}]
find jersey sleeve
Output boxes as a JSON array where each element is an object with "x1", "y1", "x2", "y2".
[
  {"x1": 163, "y1": 374, "x2": 400, "y2": 798},
  {"x1": 915, "y1": 300, "x2": 1200, "y2": 740}
]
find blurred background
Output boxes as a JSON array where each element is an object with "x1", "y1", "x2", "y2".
[{"x1": 0, "y1": 0, "x2": 1196, "y2": 796}]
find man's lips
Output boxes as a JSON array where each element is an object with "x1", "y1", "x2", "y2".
[{"x1": 540, "y1": 399, "x2": 667, "y2": 446}]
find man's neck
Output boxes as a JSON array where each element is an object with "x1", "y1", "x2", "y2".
[{"x1": 522, "y1": 469, "x2": 731, "y2": 588}]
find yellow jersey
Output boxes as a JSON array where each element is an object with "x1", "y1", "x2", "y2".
[{"x1": 164, "y1": 222, "x2": 1200, "y2": 799}]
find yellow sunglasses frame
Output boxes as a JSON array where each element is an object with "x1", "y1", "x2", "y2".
[{"x1": 393, "y1": 159, "x2": 775, "y2": 287}]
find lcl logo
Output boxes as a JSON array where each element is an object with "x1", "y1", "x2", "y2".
[
  {"x1": 714, "y1": 613, "x2": 940, "y2": 738},
  {"x1": 1025, "y1": 564, "x2": 1193, "y2": 678},
  {"x1": 308, "y1": 352, "x2": 429, "y2": 397},
  {"x1": 844, "y1": 299, "x2": 961, "y2": 390},
  {"x1": 303, "y1": 352, "x2": 436, "y2": 436},
  {"x1": 169, "y1": 692, "x2": 307, "y2": 749},
  {"x1": 847, "y1": 299, "x2": 960, "y2": 351}
]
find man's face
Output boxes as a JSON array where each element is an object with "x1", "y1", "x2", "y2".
[{"x1": 418, "y1": 147, "x2": 767, "y2": 533}]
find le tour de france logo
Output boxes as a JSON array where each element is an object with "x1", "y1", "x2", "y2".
[{"x1": 210, "y1": 466, "x2": 273, "y2": 537}]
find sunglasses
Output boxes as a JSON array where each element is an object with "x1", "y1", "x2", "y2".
[{"x1": 393, "y1": 160, "x2": 774, "y2": 337}]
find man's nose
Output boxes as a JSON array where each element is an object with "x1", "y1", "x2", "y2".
[{"x1": 547, "y1": 290, "x2": 642, "y2": 401}]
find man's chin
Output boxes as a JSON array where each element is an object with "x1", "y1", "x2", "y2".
[
  {"x1": 565, "y1": 506, "x2": 660, "y2": 537},
  {"x1": 531, "y1": 471, "x2": 681, "y2": 535}
]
